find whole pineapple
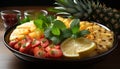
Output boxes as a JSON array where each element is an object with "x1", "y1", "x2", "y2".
[{"x1": 52, "y1": 0, "x2": 120, "y2": 35}]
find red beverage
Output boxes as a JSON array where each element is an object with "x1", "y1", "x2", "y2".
[{"x1": 1, "y1": 10, "x2": 21, "y2": 29}]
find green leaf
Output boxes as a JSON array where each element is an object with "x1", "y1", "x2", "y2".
[
  {"x1": 70, "y1": 19, "x2": 80, "y2": 34},
  {"x1": 53, "y1": 20, "x2": 66, "y2": 30},
  {"x1": 78, "y1": 30, "x2": 90, "y2": 37},
  {"x1": 70, "y1": 19, "x2": 80, "y2": 29},
  {"x1": 44, "y1": 27, "x2": 52, "y2": 39},
  {"x1": 47, "y1": 7, "x2": 65, "y2": 13},
  {"x1": 51, "y1": 26, "x2": 60, "y2": 36},
  {"x1": 50, "y1": 36, "x2": 61, "y2": 44},
  {"x1": 61, "y1": 29, "x2": 72, "y2": 38},
  {"x1": 71, "y1": 26, "x2": 79, "y2": 34},
  {"x1": 37, "y1": 13, "x2": 48, "y2": 23},
  {"x1": 71, "y1": 34, "x2": 78, "y2": 39},
  {"x1": 34, "y1": 19, "x2": 43, "y2": 29},
  {"x1": 47, "y1": 15, "x2": 55, "y2": 23},
  {"x1": 20, "y1": 16, "x2": 30, "y2": 24}
]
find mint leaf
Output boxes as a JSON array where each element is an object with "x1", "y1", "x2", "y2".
[
  {"x1": 53, "y1": 20, "x2": 66, "y2": 30},
  {"x1": 47, "y1": 15, "x2": 55, "y2": 23},
  {"x1": 70, "y1": 19, "x2": 80, "y2": 29},
  {"x1": 71, "y1": 26, "x2": 79, "y2": 34},
  {"x1": 71, "y1": 34, "x2": 78, "y2": 39},
  {"x1": 50, "y1": 36, "x2": 61, "y2": 44},
  {"x1": 34, "y1": 19, "x2": 43, "y2": 29},
  {"x1": 37, "y1": 14, "x2": 49, "y2": 23},
  {"x1": 62, "y1": 29, "x2": 72, "y2": 38},
  {"x1": 44, "y1": 27, "x2": 53, "y2": 39},
  {"x1": 70, "y1": 19, "x2": 80, "y2": 34},
  {"x1": 20, "y1": 16, "x2": 30, "y2": 24},
  {"x1": 78, "y1": 30, "x2": 90, "y2": 37},
  {"x1": 51, "y1": 26, "x2": 60, "y2": 36}
]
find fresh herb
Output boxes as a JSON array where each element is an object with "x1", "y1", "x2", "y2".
[
  {"x1": 20, "y1": 13, "x2": 90, "y2": 44},
  {"x1": 20, "y1": 16, "x2": 30, "y2": 24}
]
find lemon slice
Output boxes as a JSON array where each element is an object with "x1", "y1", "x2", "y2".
[{"x1": 61, "y1": 37, "x2": 96, "y2": 57}]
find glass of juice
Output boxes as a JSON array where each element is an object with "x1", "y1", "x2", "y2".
[{"x1": 0, "y1": 10, "x2": 21, "y2": 29}]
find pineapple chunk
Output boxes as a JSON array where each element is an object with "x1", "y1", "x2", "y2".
[
  {"x1": 9, "y1": 21, "x2": 42, "y2": 41},
  {"x1": 16, "y1": 21, "x2": 36, "y2": 32},
  {"x1": 29, "y1": 29, "x2": 43, "y2": 39},
  {"x1": 80, "y1": 21, "x2": 114, "y2": 56}
]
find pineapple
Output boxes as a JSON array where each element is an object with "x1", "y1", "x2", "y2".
[{"x1": 51, "y1": 0, "x2": 120, "y2": 35}]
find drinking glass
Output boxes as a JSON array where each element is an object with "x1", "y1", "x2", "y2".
[
  {"x1": 24, "y1": 10, "x2": 48, "y2": 20},
  {"x1": 1, "y1": 10, "x2": 21, "y2": 29}
]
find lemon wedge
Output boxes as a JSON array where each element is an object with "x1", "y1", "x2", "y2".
[{"x1": 61, "y1": 37, "x2": 96, "y2": 58}]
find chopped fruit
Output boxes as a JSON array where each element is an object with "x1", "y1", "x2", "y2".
[
  {"x1": 19, "y1": 41, "x2": 31, "y2": 54},
  {"x1": 40, "y1": 38, "x2": 49, "y2": 48},
  {"x1": 33, "y1": 46, "x2": 48, "y2": 58},
  {"x1": 32, "y1": 39, "x2": 41, "y2": 48},
  {"x1": 9, "y1": 39, "x2": 18, "y2": 47},
  {"x1": 14, "y1": 42, "x2": 21, "y2": 50},
  {"x1": 48, "y1": 48, "x2": 63, "y2": 58},
  {"x1": 45, "y1": 45, "x2": 63, "y2": 58}
]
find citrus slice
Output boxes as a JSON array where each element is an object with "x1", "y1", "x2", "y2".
[{"x1": 61, "y1": 37, "x2": 96, "y2": 57}]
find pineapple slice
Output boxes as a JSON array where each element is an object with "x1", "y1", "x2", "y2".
[{"x1": 9, "y1": 21, "x2": 43, "y2": 41}]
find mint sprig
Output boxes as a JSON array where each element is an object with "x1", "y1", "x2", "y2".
[{"x1": 20, "y1": 13, "x2": 90, "y2": 44}]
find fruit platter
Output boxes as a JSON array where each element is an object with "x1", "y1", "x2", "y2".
[{"x1": 3, "y1": 0, "x2": 119, "y2": 64}]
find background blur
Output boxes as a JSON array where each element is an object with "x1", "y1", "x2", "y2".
[
  {"x1": 0, "y1": 0, "x2": 120, "y2": 9},
  {"x1": 0, "y1": 0, "x2": 55, "y2": 6}
]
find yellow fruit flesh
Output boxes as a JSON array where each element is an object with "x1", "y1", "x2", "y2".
[{"x1": 61, "y1": 38, "x2": 96, "y2": 58}]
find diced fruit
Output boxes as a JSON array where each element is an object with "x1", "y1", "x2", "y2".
[
  {"x1": 61, "y1": 37, "x2": 96, "y2": 57},
  {"x1": 32, "y1": 39, "x2": 41, "y2": 48},
  {"x1": 14, "y1": 42, "x2": 21, "y2": 50},
  {"x1": 9, "y1": 40, "x2": 18, "y2": 47},
  {"x1": 47, "y1": 48, "x2": 63, "y2": 58},
  {"x1": 45, "y1": 45, "x2": 62, "y2": 58},
  {"x1": 33, "y1": 46, "x2": 48, "y2": 58},
  {"x1": 19, "y1": 41, "x2": 31, "y2": 54},
  {"x1": 40, "y1": 38, "x2": 49, "y2": 48}
]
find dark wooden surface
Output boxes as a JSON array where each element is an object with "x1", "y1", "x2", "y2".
[{"x1": 0, "y1": 6, "x2": 120, "y2": 69}]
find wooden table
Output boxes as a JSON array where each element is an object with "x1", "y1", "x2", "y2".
[{"x1": 0, "y1": 6, "x2": 120, "y2": 69}]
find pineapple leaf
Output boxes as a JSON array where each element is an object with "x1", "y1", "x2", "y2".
[
  {"x1": 56, "y1": 0, "x2": 73, "y2": 7},
  {"x1": 47, "y1": 7, "x2": 65, "y2": 13},
  {"x1": 66, "y1": 8, "x2": 78, "y2": 13}
]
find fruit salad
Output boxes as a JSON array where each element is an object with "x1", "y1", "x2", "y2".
[{"x1": 8, "y1": 15, "x2": 114, "y2": 59}]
